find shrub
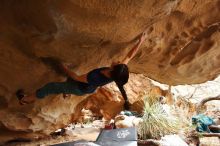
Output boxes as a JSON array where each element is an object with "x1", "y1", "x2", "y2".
[{"x1": 138, "y1": 94, "x2": 180, "y2": 139}]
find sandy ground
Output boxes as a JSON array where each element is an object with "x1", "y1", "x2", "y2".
[
  {"x1": 200, "y1": 137, "x2": 220, "y2": 146},
  {"x1": 4, "y1": 124, "x2": 101, "y2": 146}
]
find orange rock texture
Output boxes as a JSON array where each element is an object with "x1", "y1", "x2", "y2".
[
  {"x1": 0, "y1": 0, "x2": 220, "y2": 143},
  {"x1": 0, "y1": 73, "x2": 153, "y2": 143}
]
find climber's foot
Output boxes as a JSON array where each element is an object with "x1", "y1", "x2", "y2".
[{"x1": 16, "y1": 89, "x2": 29, "y2": 105}]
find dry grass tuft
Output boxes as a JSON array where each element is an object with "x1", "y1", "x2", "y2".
[{"x1": 138, "y1": 94, "x2": 180, "y2": 139}]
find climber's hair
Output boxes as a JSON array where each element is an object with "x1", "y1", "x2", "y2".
[{"x1": 110, "y1": 64, "x2": 129, "y2": 101}]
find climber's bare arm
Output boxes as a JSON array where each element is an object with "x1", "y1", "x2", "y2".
[
  {"x1": 60, "y1": 63, "x2": 88, "y2": 83},
  {"x1": 121, "y1": 32, "x2": 147, "y2": 64}
]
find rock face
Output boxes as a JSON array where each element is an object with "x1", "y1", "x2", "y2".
[
  {"x1": 0, "y1": 0, "x2": 220, "y2": 143},
  {"x1": 0, "y1": 74, "x2": 154, "y2": 143}
]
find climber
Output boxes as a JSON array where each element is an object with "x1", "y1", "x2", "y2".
[{"x1": 16, "y1": 32, "x2": 147, "y2": 110}]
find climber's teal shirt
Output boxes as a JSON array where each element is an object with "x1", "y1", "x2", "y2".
[{"x1": 36, "y1": 67, "x2": 113, "y2": 98}]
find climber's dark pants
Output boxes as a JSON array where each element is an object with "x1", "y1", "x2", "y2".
[{"x1": 36, "y1": 79, "x2": 85, "y2": 99}]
